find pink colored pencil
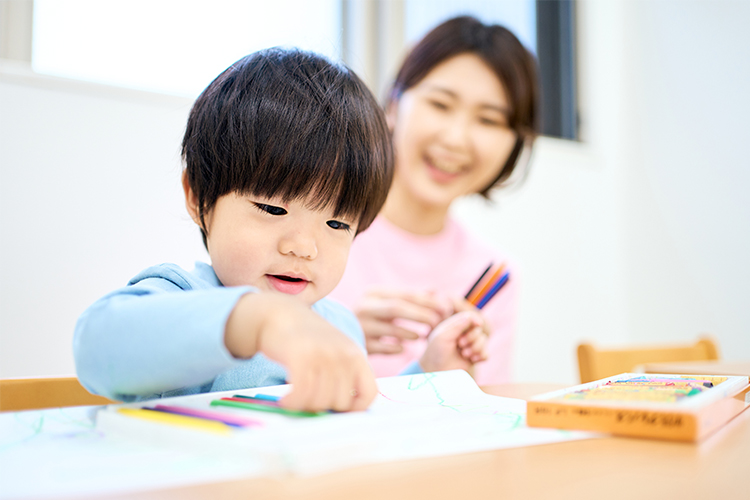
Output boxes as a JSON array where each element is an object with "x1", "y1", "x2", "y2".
[{"x1": 152, "y1": 404, "x2": 263, "y2": 427}]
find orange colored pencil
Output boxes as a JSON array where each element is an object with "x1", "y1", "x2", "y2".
[{"x1": 468, "y1": 263, "x2": 506, "y2": 305}]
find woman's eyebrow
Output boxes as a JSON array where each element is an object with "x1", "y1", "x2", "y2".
[
  {"x1": 423, "y1": 85, "x2": 458, "y2": 99},
  {"x1": 479, "y1": 103, "x2": 511, "y2": 116},
  {"x1": 423, "y1": 85, "x2": 510, "y2": 115}
]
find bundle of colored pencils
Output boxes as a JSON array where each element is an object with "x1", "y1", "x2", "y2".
[{"x1": 464, "y1": 262, "x2": 510, "y2": 309}]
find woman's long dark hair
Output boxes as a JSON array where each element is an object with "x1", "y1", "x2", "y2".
[{"x1": 389, "y1": 16, "x2": 539, "y2": 195}]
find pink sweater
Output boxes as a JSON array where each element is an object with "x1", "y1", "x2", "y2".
[{"x1": 330, "y1": 216, "x2": 519, "y2": 385}]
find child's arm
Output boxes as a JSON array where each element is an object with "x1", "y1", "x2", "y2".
[
  {"x1": 224, "y1": 293, "x2": 377, "y2": 412},
  {"x1": 75, "y1": 269, "x2": 376, "y2": 411},
  {"x1": 75, "y1": 283, "x2": 255, "y2": 401}
]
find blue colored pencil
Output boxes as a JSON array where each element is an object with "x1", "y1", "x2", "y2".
[
  {"x1": 231, "y1": 394, "x2": 281, "y2": 404},
  {"x1": 475, "y1": 271, "x2": 510, "y2": 309},
  {"x1": 250, "y1": 393, "x2": 282, "y2": 402}
]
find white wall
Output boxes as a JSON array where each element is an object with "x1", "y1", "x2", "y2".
[
  {"x1": 456, "y1": 0, "x2": 750, "y2": 383},
  {"x1": 0, "y1": 66, "x2": 207, "y2": 377},
  {"x1": 1, "y1": 0, "x2": 748, "y2": 384},
  {"x1": 620, "y1": 1, "x2": 750, "y2": 358}
]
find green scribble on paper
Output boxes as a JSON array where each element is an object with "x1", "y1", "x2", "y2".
[
  {"x1": 407, "y1": 373, "x2": 463, "y2": 411},
  {"x1": 492, "y1": 412, "x2": 523, "y2": 431}
]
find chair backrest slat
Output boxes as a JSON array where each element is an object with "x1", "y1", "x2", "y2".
[
  {"x1": 577, "y1": 335, "x2": 720, "y2": 383},
  {"x1": 0, "y1": 377, "x2": 114, "y2": 412}
]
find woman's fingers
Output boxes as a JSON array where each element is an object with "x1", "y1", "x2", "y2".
[
  {"x1": 362, "y1": 289, "x2": 454, "y2": 325},
  {"x1": 359, "y1": 318, "x2": 420, "y2": 341},
  {"x1": 359, "y1": 298, "x2": 441, "y2": 326},
  {"x1": 365, "y1": 339, "x2": 404, "y2": 354},
  {"x1": 355, "y1": 289, "x2": 461, "y2": 357},
  {"x1": 457, "y1": 320, "x2": 483, "y2": 347},
  {"x1": 460, "y1": 326, "x2": 488, "y2": 362}
]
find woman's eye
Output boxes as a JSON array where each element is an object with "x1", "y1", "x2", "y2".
[
  {"x1": 255, "y1": 203, "x2": 287, "y2": 216},
  {"x1": 429, "y1": 100, "x2": 449, "y2": 111},
  {"x1": 326, "y1": 220, "x2": 351, "y2": 231},
  {"x1": 479, "y1": 116, "x2": 506, "y2": 127}
]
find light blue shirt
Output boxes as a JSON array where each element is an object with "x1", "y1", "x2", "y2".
[{"x1": 74, "y1": 262, "x2": 366, "y2": 402}]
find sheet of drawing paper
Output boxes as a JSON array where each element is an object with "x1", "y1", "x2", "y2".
[
  {"x1": 0, "y1": 371, "x2": 599, "y2": 498},
  {"x1": 252, "y1": 370, "x2": 600, "y2": 475},
  {"x1": 0, "y1": 406, "x2": 268, "y2": 499}
]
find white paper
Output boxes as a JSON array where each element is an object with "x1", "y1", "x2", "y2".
[{"x1": 0, "y1": 371, "x2": 599, "y2": 498}]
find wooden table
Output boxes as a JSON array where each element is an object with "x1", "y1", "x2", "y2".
[{"x1": 110, "y1": 383, "x2": 750, "y2": 500}]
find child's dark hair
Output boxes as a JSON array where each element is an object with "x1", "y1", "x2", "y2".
[
  {"x1": 389, "y1": 16, "x2": 539, "y2": 196},
  {"x1": 182, "y1": 48, "x2": 393, "y2": 246}
]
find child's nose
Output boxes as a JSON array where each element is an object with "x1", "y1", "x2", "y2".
[{"x1": 278, "y1": 231, "x2": 318, "y2": 260}]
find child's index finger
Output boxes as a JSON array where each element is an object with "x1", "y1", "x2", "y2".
[
  {"x1": 277, "y1": 391, "x2": 325, "y2": 414},
  {"x1": 349, "y1": 378, "x2": 378, "y2": 412}
]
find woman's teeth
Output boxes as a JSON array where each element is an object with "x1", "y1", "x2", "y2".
[{"x1": 429, "y1": 158, "x2": 463, "y2": 174}]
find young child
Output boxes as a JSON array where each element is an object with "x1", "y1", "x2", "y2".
[{"x1": 74, "y1": 48, "x2": 487, "y2": 413}]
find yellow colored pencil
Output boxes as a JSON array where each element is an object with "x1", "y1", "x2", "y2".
[{"x1": 117, "y1": 408, "x2": 232, "y2": 435}]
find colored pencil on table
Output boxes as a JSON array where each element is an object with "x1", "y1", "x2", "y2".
[
  {"x1": 248, "y1": 393, "x2": 282, "y2": 402},
  {"x1": 232, "y1": 394, "x2": 281, "y2": 404},
  {"x1": 210, "y1": 398, "x2": 326, "y2": 417},
  {"x1": 116, "y1": 407, "x2": 232, "y2": 434},
  {"x1": 227, "y1": 396, "x2": 281, "y2": 407},
  {"x1": 149, "y1": 404, "x2": 263, "y2": 427}
]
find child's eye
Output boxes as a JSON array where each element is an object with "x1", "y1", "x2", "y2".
[
  {"x1": 326, "y1": 220, "x2": 351, "y2": 231},
  {"x1": 254, "y1": 203, "x2": 287, "y2": 216}
]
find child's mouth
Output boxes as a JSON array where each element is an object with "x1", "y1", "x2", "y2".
[{"x1": 266, "y1": 274, "x2": 309, "y2": 295}]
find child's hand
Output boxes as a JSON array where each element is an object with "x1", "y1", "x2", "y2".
[
  {"x1": 354, "y1": 288, "x2": 454, "y2": 354},
  {"x1": 419, "y1": 310, "x2": 489, "y2": 373},
  {"x1": 224, "y1": 293, "x2": 377, "y2": 413}
]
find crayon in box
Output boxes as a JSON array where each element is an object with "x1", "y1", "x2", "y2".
[{"x1": 526, "y1": 373, "x2": 750, "y2": 442}]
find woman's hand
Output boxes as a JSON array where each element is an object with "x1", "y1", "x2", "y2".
[
  {"x1": 452, "y1": 297, "x2": 493, "y2": 340},
  {"x1": 354, "y1": 288, "x2": 454, "y2": 354},
  {"x1": 419, "y1": 310, "x2": 489, "y2": 373}
]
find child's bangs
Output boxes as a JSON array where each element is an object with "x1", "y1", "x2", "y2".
[
  {"x1": 244, "y1": 148, "x2": 367, "y2": 224},
  {"x1": 184, "y1": 48, "x2": 393, "y2": 240}
]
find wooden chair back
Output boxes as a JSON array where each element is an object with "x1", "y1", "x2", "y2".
[
  {"x1": 577, "y1": 335, "x2": 720, "y2": 383},
  {"x1": 0, "y1": 376, "x2": 114, "y2": 412}
]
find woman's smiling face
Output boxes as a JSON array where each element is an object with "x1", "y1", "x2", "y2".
[{"x1": 387, "y1": 52, "x2": 518, "y2": 210}]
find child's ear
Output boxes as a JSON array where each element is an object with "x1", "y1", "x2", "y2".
[{"x1": 182, "y1": 170, "x2": 201, "y2": 224}]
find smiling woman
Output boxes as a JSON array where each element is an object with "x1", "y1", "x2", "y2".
[
  {"x1": 385, "y1": 53, "x2": 521, "y2": 233},
  {"x1": 329, "y1": 16, "x2": 539, "y2": 385}
]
